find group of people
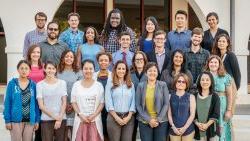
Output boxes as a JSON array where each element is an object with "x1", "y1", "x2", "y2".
[{"x1": 3, "y1": 8, "x2": 241, "y2": 141}]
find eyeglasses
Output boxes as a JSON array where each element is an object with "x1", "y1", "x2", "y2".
[
  {"x1": 135, "y1": 58, "x2": 144, "y2": 62},
  {"x1": 177, "y1": 80, "x2": 186, "y2": 84},
  {"x1": 48, "y1": 28, "x2": 59, "y2": 31},
  {"x1": 36, "y1": 19, "x2": 46, "y2": 21},
  {"x1": 154, "y1": 38, "x2": 165, "y2": 41}
]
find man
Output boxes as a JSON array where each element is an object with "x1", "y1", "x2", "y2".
[
  {"x1": 23, "y1": 12, "x2": 47, "y2": 58},
  {"x1": 100, "y1": 8, "x2": 136, "y2": 53},
  {"x1": 185, "y1": 27, "x2": 210, "y2": 82},
  {"x1": 59, "y1": 12, "x2": 84, "y2": 54},
  {"x1": 147, "y1": 30, "x2": 170, "y2": 80},
  {"x1": 112, "y1": 31, "x2": 134, "y2": 69},
  {"x1": 39, "y1": 21, "x2": 68, "y2": 65},
  {"x1": 166, "y1": 10, "x2": 192, "y2": 52}
]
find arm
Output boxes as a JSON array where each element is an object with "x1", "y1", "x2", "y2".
[
  {"x1": 225, "y1": 80, "x2": 233, "y2": 119},
  {"x1": 129, "y1": 84, "x2": 136, "y2": 113},
  {"x1": 33, "y1": 83, "x2": 40, "y2": 123},
  {"x1": 229, "y1": 53, "x2": 241, "y2": 89},
  {"x1": 105, "y1": 82, "x2": 115, "y2": 112},
  {"x1": 23, "y1": 33, "x2": 30, "y2": 58},
  {"x1": 3, "y1": 82, "x2": 12, "y2": 124},
  {"x1": 157, "y1": 83, "x2": 169, "y2": 122},
  {"x1": 76, "y1": 46, "x2": 82, "y2": 69}
]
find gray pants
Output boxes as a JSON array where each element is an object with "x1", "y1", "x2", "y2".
[{"x1": 107, "y1": 114, "x2": 134, "y2": 141}]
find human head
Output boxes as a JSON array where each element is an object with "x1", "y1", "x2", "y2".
[
  {"x1": 58, "y1": 50, "x2": 78, "y2": 73},
  {"x1": 175, "y1": 10, "x2": 188, "y2": 29},
  {"x1": 131, "y1": 51, "x2": 148, "y2": 72},
  {"x1": 173, "y1": 73, "x2": 190, "y2": 91},
  {"x1": 145, "y1": 62, "x2": 159, "y2": 81},
  {"x1": 206, "y1": 12, "x2": 219, "y2": 28},
  {"x1": 17, "y1": 60, "x2": 31, "y2": 78},
  {"x1": 47, "y1": 21, "x2": 60, "y2": 40},
  {"x1": 196, "y1": 71, "x2": 215, "y2": 95},
  {"x1": 119, "y1": 31, "x2": 131, "y2": 50},
  {"x1": 169, "y1": 49, "x2": 186, "y2": 72},
  {"x1": 153, "y1": 30, "x2": 166, "y2": 48},
  {"x1": 35, "y1": 12, "x2": 47, "y2": 29},
  {"x1": 82, "y1": 59, "x2": 95, "y2": 79},
  {"x1": 142, "y1": 16, "x2": 159, "y2": 38},
  {"x1": 67, "y1": 12, "x2": 80, "y2": 29},
  {"x1": 204, "y1": 55, "x2": 226, "y2": 76},
  {"x1": 96, "y1": 52, "x2": 112, "y2": 70},
  {"x1": 191, "y1": 27, "x2": 203, "y2": 47},
  {"x1": 212, "y1": 34, "x2": 231, "y2": 56},
  {"x1": 44, "y1": 61, "x2": 57, "y2": 77},
  {"x1": 26, "y1": 44, "x2": 42, "y2": 69},
  {"x1": 84, "y1": 26, "x2": 99, "y2": 44}
]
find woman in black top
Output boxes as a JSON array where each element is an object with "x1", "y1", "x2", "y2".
[{"x1": 201, "y1": 12, "x2": 229, "y2": 52}]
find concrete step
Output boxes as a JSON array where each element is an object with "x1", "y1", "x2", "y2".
[
  {"x1": 232, "y1": 115, "x2": 250, "y2": 128},
  {"x1": 234, "y1": 128, "x2": 250, "y2": 141}
]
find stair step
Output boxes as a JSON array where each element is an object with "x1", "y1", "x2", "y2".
[{"x1": 232, "y1": 115, "x2": 250, "y2": 128}]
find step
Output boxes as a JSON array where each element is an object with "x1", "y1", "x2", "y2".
[
  {"x1": 234, "y1": 128, "x2": 250, "y2": 141},
  {"x1": 232, "y1": 115, "x2": 250, "y2": 128}
]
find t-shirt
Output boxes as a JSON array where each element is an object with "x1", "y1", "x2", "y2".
[
  {"x1": 28, "y1": 66, "x2": 45, "y2": 83},
  {"x1": 36, "y1": 79, "x2": 67, "y2": 121}
]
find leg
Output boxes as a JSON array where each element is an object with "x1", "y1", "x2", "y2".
[
  {"x1": 34, "y1": 123, "x2": 42, "y2": 141},
  {"x1": 41, "y1": 121, "x2": 54, "y2": 141},
  {"x1": 10, "y1": 123, "x2": 24, "y2": 141},
  {"x1": 22, "y1": 122, "x2": 35, "y2": 141},
  {"x1": 121, "y1": 116, "x2": 135, "y2": 141},
  {"x1": 138, "y1": 121, "x2": 153, "y2": 141},
  {"x1": 182, "y1": 131, "x2": 195, "y2": 141},
  {"x1": 54, "y1": 120, "x2": 66, "y2": 141},
  {"x1": 132, "y1": 113, "x2": 138, "y2": 141},
  {"x1": 154, "y1": 122, "x2": 168, "y2": 141},
  {"x1": 107, "y1": 114, "x2": 122, "y2": 141},
  {"x1": 169, "y1": 135, "x2": 181, "y2": 141}
]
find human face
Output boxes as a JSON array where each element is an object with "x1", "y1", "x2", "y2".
[
  {"x1": 98, "y1": 55, "x2": 110, "y2": 70},
  {"x1": 110, "y1": 13, "x2": 121, "y2": 28},
  {"x1": 35, "y1": 15, "x2": 46, "y2": 29},
  {"x1": 173, "y1": 52, "x2": 183, "y2": 66},
  {"x1": 47, "y1": 23, "x2": 59, "y2": 40},
  {"x1": 116, "y1": 63, "x2": 126, "y2": 79},
  {"x1": 200, "y1": 74, "x2": 211, "y2": 90},
  {"x1": 175, "y1": 14, "x2": 187, "y2": 28},
  {"x1": 207, "y1": 16, "x2": 218, "y2": 29},
  {"x1": 154, "y1": 34, "x2": 166, "y2": 48},
  {"x1": 18, "y1": 63, "x2": 30, "y2": 78},
  {"x1": 146, "y1": 20, "x2": 155, "y2": 33},
  {"x1": 191, "y1": 34, "x2": 203, "y2": 46},
  {"x1": 45, "y1": 64, "x2": 57, "y2": 78},
  {"x1": 208, "y1": 58, "x2": 220, "y2": 72},
  {"x1": 217, "y1": 36, "x2": 229, "y2": 51},
  {"x1": 146, "y1": 66, "x2": 158, "y2": 81},
  {"x1": 175, "y1": 76, "x2": 187, "y2": 90},
  {"x1": 134, "y1": 53, "x2": 145, "y2": 70},
  {"x1": 82, "y1": 62, "x2": 94, "y2": 79},
  {"x1": 68, "y1": 16, "x2": 79, "y2": 29},
  {"x1": 64, "y1": 52, "x2": 74, "y2": 66},
  {"x1": 30, "y1": 47, "x2": 41, "y2": 62},
  {"x1": 119, "y1": 35, "x2": 131, "y2": 50},
  {"x1": 85, "y1": 28, "x2": 95, "y2": 42}
]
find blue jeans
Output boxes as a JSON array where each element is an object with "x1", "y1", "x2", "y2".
[{"x1": 139, "y1": 121, "x2": 169, "y2": 141}]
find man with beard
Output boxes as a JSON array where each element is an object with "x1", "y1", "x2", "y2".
[
  {"x1": 39, "y1": 21, "x2": 68, "y2": 65},
  {"x1": 23, "y1": 12, "x2": 47, "y2": 58},
  {"x1": 185, "y1": 27, "x2": 210, "y2": 82},
  {"x1": 100, "y1": 8, "x2": 136, "y2": 53},
  {"x1": 59, "y1": 12, "x2": 84, "y2": 54}
]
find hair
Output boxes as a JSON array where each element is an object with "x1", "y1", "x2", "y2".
[
  {"x1": 206, "y1": 12, "x2": 219, "y2": 23},
  {"x1": 141, "y1": 16, "x2": 159, "y2": 39},
  {"x1": 212, "y1": 34, "x2": 231, "y2": 56},
  {"x1": 67, "y1": 12, "x2": 80, "y2": 20},
  {"x1": 35, "y1": 12, "x2": 47, "y2": 21},
  {"x1": 102, "y1": 8, "x2": 127, "y2": 41},
  {"x1": 196, "y1": 71, "x2": 215, "y2": 95},
  {"x1": 17, "y1": 60, "x2": 31, "y2": 70},
  {"x1": 83, "y1": 26, "x2": 100, "y2": 44},
  {"x1": 26, "y1": 44, "x2": 43, "y2": 69},
  {"x1": 168, "y1": 49, "x2": 187, "y2": 75},
  {"x1": 145, "y1": 62, "x2": 159, "y2": 74},
  {"x1": 191, "y1": 27, "x2": 204, "y2": 36},
  {"x1": 204, "y1": 55, "x2": 226, "y2": 77},
  {"x1": 175, "y1": 10, "x2": 188, "y2": 19},
  {"x1": 44, "y1": 61, "x2": 57, "y2": 76},
  {"x1": 153, "y1": 30, "x2": 166, "y2": 39},
  {"x1": 112, "y1": 60, "x2": 132, "y2": 89},
  {"x1": 131, "y1": 51, "x2": 148, "y2": 72},
  {"x1": 47, "y1": 21, "x2": 60, "y2": 33},
  {"x1": 96, "y1": 51, "x2": 112, "y2": 62},
  {"x1": 58, "y1": 50, "x2": 79, "y2": 73},
  {"x1": 81, "y1": 59, "x2": 95, "y2": 71},
  {"x1": 172, "y1": 73, "x2": 191, "y2": 91},
  {"x1": 119, "y1": 31, "x2": 131, "y2": 39}
]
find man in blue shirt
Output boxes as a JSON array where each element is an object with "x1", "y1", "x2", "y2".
[
  {"x1": 59, "y1": 12, "x2": 84, "y2": 54},
  {"x1": 166, "y1": 10, "x2": 192, "y2": 52}
]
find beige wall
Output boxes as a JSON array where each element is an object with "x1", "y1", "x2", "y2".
[{"x1": 171, "y1": 0, "x2": 188, "y2": 30}]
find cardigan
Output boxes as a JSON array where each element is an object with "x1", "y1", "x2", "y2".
[{"x1": 130, "y1": 71, "x2": 147, "y2": 90}]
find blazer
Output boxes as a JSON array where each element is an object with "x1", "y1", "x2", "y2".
[
  {"x1": 130, "y1": 71, "x2": 147, "y2": 90},
  {"x1": 135, "y1": 80, "x2": 169, "y2": 122}
]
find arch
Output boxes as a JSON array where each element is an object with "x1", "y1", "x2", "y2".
[{"x1": 0, "y1": 18, "x2": 7, "y2": 83}]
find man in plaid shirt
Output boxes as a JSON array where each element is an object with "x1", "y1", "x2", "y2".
[{"x1": 100, "y1": 8, "x2": 136, "y2": 54}]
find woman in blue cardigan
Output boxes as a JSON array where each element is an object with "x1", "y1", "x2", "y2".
[{"x1": 4, "y1": 60, "x2": 40, "y2": 141}]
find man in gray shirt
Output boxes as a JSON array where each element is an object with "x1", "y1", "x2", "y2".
[{"x1": 39, "y1": 21, "x2": 68, "y2": 65}]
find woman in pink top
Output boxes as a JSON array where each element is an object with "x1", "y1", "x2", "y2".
[{"x1": 26, "y1": 44, "x2": 45, "y2": 83}]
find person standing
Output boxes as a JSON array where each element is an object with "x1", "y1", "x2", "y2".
[{"x1": 23, "y1": 12, "x2": 47, "y2": 58}]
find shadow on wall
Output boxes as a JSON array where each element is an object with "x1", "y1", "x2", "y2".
[{"x1": 0, "y1": 19, "x2": 7, "y2": 84}]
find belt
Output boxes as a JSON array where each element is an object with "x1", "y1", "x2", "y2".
[
  {"x1": 217, "y1": 92, "x2": 226, "y2": 96},
  {"x1": 116, "y1": 112, "x2": 129, "y2": 118}
]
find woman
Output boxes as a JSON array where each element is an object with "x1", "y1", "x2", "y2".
[
  {"x1": 161, "y1": 49, "x2": 193, "y2": 94},
  {"x1": 136, "y1": 62, "x2": 169, "y2": 141},
  {"x1": 77, "y1": 26, "x2": 104, "y2": 71},
  {"x1": 204, "y1": 55, "x2": 233, "y2": 141},
  {"x1": 212, "y1": 34, "x2": 241, "y2": 90},
  {"x1": 138, "y1": 16, "x2": 159, "y2": 53},
  {"x1": 71, "y1": 59, "x2": 104, "y2": 141},
  {"x1": 57, "y1": 50, "x2": 83, "y2": 140},
  {"x1": 194, "y1": 71, "x2": 220, "y2": 141},
  {"x1": 201, "y1": 12, "x2": 229, "y2": 52},
  {"x1": 37, "y1": 61, "x2": 67, "y2": 141},
  {"x1": 168, "y1": 73, "x2": 196, "y2": 141},
  {"x1": 105, "y1": 60, "x2": 135, "y2": 141},
  {"x1": 4, "y1": 60, "x2": 40, "y2": 141}
]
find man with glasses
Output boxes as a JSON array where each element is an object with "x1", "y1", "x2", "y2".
[
  {"x1": 39, "y1": 21, "x2": 68, "y2": 65},
  {"x1": 59, "y1": 12, "x2": 84, "y2": 54},
  {"x1": 23, "y1": 12, "x2": 47, "y2": 58}
]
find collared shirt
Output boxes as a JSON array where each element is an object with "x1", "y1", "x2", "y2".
[
  {"x1": 39, "y1": 39, "x2": 68, "y2": 65},
  {"x1": 101, "y1": 27, "x2": 136, "y2": 53},
  {"x1": 185, "y1": 47, "x2": 210, "y2": 82},
  {"x1": 166, "y1": 29, "x2": 192, "y2": 52},
  {"x1": 155, "y1": 49, "x2": 166, "y2": 73},
  {"x1": 23, "y1": 28, "x2": 47, "y2": 58},
  {"x1": 59, "y1": 28, "x2": 84, "y2": 54},
  {"x1": 105, "y1": 82, "x2": 135, "y2": 113},
  {"x1": 112, "y1": 49, "x2": 134, "y2": 69}
]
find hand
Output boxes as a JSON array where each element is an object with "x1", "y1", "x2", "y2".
[
  {"x1": 66, "y1": 104, "x2": 73, "y2": 114},
  {"x1": 54, "y1": 115, "x2": 63, "y2": 121},
  {"x1": 34, "y1": 123, "x2": 39, "y2": 131},
  {"x1": 178, "y1": 127, "x2": 187, "y2": 135},
  {"x1": 195, "y1": 122, "x2": 204, "y2": 131},
  {"x1": 79, "y1": 114, "x2": 90, "y2": 123},
  {"x1": 115, "y1": 116, "x2": 126, "y2": 126},
  {"x1": 122, "y1": 116, "x2": 131, "y2": 125},
  {"x1": 200, "y1": 123, "x2": 209, "y2": 131},
  {"x1": 224, "y1": 110, "x2": 232, "y2": 121},
  {"x1": 172, "y1": 126, "x2": 181, "y2": 135},
  {"x1": 54, "y1": 121, "x2": 62, "y2": 129},
  {"x1": 149, "y1": 118, "x2": 158, "y2": 128},
  {"x1": 87, "y1": 114, "x2": 96, "y2": 122},
  {"x1": 5, "y1": 123, "x2": 12, "y2": 130}
]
